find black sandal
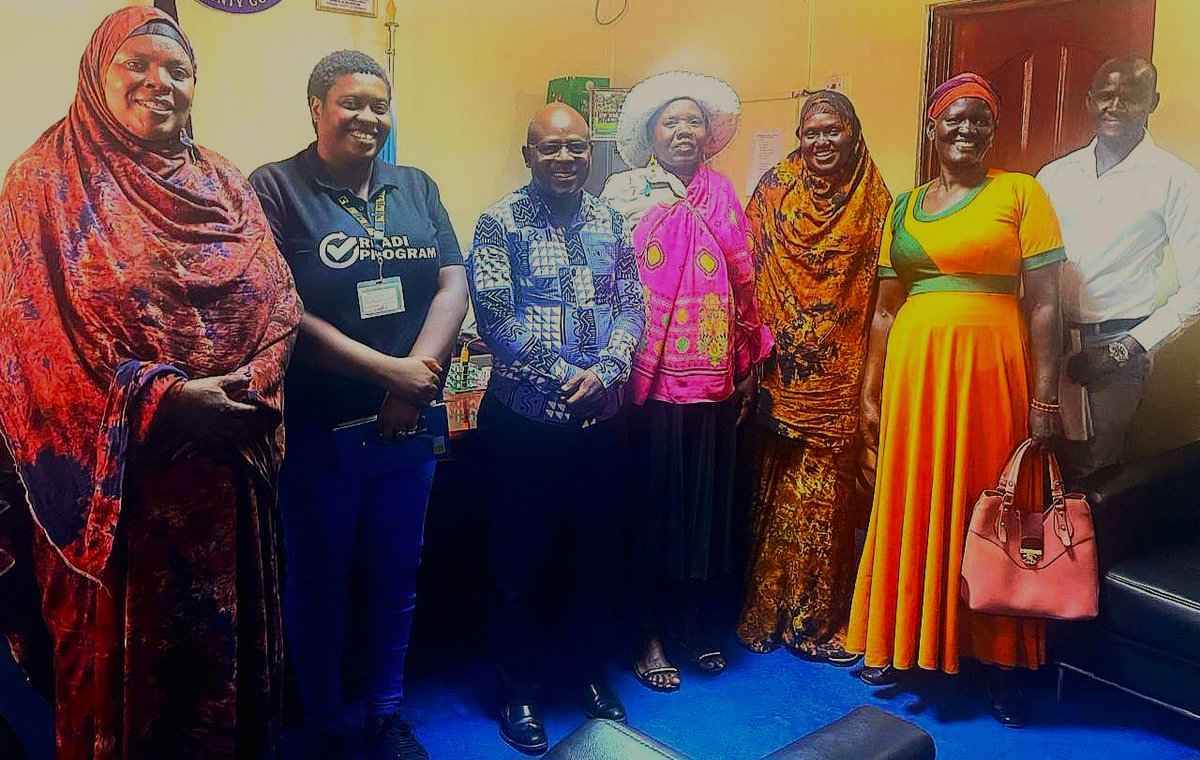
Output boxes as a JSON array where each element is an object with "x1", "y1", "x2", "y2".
[
  {"x1": 667, "y1": 605, "x2": 727, "y2": 675},
  {"x1": 690, "y1": 649, "x2": 727, "y2": 674},
  {"x1": 788, "y1": 643, "x2": 859, "y2": 666},
  {"x1": 633, "y1": 661, "x2": 681, "y2": 692},
  {"x1": 670, "y1": 633, "x2": 726, "y2": 674},
  {"x1": 816, "y1": 642, "x2": 862, "y2": 667}
]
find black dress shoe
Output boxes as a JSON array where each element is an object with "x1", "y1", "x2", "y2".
[
  {"x1": 499, "y1": 702, "x2": 549, "y2": 756},
  {"x1": 987, "y1": 670, "x2": 1028, "y2": 728},
  {"x1": 859, "y1": 664, "x2": 899, "y2": 686},
  {"x1": 365, "y1": 712, "x2": 430, "y2": 759},
  {"x1": 580, "y1": 681, "x2": 627, "y2": 723}
]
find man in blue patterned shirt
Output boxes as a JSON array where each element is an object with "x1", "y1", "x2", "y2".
[{"x1": 467, "y1": 102, "x2": 644, "y2": 755}]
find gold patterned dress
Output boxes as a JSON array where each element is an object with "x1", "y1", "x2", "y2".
[{"x1": 738, "y1": 94, "x2": 892, "y2": 654}]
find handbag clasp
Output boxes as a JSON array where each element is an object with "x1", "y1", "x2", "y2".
[{"x1": 1019, "y1": 537, "x2": 1044, "y2": 566}]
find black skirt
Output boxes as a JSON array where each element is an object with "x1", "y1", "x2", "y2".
[{"x1": 631, "y1": 398, "x2": 739, "y2": 582}]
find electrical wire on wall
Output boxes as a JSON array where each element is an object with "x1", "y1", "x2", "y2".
[
  {"x1": 806, "y1": 0, "x2": 816, "y2": 91},
  {"x1": 595, "y1": 0, "x2": 629, "y2": 26}
]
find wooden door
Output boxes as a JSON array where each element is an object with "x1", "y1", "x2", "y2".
[{"x1": 920, "y1": 0, "x2": 1155, "y2": 181}]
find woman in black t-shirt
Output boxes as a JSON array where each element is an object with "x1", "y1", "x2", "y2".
[{"x1": 250, "y1": 50, "x2": 467, "y2": 760}]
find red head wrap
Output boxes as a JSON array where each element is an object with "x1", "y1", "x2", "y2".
[{"x1": 927, "y1": 72, "x2": 1001, "y2": 121}]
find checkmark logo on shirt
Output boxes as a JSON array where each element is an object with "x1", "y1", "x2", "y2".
[{"x1": 319, "y1": 231, "x2": 361, "y2": 269}]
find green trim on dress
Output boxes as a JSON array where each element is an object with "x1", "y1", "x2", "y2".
[
  {"x1": 912, "y1": 177, "x2": 994, "y2": 222},
  {"x1": 891, "y1": 205, "x2": 942, "y2": 281},
  {"x1": 1022, "y1": 247, "x2": 1066, "y2": 271},
  {"x1": 908, "y1": 273, "x2": 1018, "y2": 296}
]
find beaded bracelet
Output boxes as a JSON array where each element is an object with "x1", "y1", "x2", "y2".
[{"x1": 1030, "y1": 399, "x2": 1061, "y2": 413}]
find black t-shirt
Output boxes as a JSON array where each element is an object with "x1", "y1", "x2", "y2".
[{"x1": 250, "y1": 144, "x2": 463, "y2": 425}]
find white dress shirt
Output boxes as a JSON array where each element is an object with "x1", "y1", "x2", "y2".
[{"x1": 1036, "y1": 132, "x2": 1200, "y2": 349}]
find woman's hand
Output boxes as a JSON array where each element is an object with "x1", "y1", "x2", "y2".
[
  {"x1": 378, "y1": 393, "x2": 421, "y2": 440},
  {"x1": 158, "y1": 371, "x2": 275, "y2": 447},
  {"x1": 375, "y1": 356, "x2": 443, "y2": 406},
  {"x1": 859, "y1": 279, "x2": 905, "y2": 452},
  {"x1": 860, "y1": 392, "x2": 882, "y2": 449},
  {"x1": 733, "y1": 372, "x2": 758, "y2": 425},
  {"x1": 1029, "y1": 408, "x2": 1063, "y2": 452}
]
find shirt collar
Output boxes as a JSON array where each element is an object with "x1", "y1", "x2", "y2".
[
  {"x1": 522, "y1": 181, "x2": 599, "y2": 229},
  {"x1": 1085, "y1": 130, "x2": 1159, "y2": 175},
  {"x1": 304, "y1": 142, "x2": 398, "y2": 198},
  {"x1": 646, "y1": 162, "x2": 689, "y2": 199}
]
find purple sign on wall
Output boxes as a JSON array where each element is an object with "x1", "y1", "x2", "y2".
[{"x1": 194, "y1": 0, "x2": 283, "y2": 12}]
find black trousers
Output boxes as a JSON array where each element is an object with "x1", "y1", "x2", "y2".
[{"x1": 478, "y1": 392, "x2": 622, "y2": 703}]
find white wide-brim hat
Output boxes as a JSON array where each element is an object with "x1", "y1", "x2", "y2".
[{"x1": 616, "y1": 71, "x2": 741, "y2": 168}]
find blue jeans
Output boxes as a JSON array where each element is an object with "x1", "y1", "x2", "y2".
[{"x1": 279, "y1": 423, "x2": 435, "y2": 729}]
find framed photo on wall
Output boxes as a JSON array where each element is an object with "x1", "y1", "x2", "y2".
[
  {"x1": 315, "y1": 0, "x2": 377, "y2": 17},
  {"x1": 588, "y1": 88, "x2": 628, "y2": 142}
]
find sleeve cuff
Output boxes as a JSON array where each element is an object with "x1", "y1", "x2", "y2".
[
  {"x1": 1128, "y1": 311, "x2": 1179, "y2": 351},
  {"x1": 877, "y1": 265, "x2": 899, "y2": 279},
  {"x1": 590, "y1": 358, "x2": 625, "y2": 389},
  {"x1": 549, "y1": 357, "x2": 579, "y2": 384},
  {"x1": 595, "y1": 328, "x2": 640, "y2": 387},
  {"x1": 1023, "y1": 247, "x2": 1066, "y2": 270}
]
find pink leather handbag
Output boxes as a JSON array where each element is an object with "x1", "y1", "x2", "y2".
[{"x1": 960, "y1": 439, "x2": 1099, "y2": 620}]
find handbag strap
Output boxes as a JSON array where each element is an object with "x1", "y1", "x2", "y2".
[
  {"x1": 992, "y1": 440, "x2": 1032, "y2": 544},
  {"x1": 992, "y1": 439, "x2": 1074, "y2": 547},
  {"x1": 996, "y1": 438, "x2": 1035, "y2": 500},
  {"x1": 1046, "y1": 452, "x2": 1074, "y2": 547}
]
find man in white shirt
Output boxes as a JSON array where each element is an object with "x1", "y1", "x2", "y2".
[{"x1": 1037, "y1": 56, "x2": 1200, "y2": 478}]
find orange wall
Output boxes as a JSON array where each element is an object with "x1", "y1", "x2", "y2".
[
  {"x1": 2, "y1": 0, "x2": 1197, "y2": 454},
  {"x1": 1, "y1": 1, "x2": 153, "y2": 176},
  {"x1": 0, "y1": 0, "x2": 381, "y2": 180}
]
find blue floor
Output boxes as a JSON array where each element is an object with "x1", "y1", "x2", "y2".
[
  {"x1": 6, "y1": 629, "x2": 1200, "y2": 758},
  {"x1": 276, "y1": 632, "x2": 1200, "y2": 759}
]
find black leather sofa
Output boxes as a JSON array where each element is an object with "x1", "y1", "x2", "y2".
[
  {"x1": 1052, "y1": 440, "x2": 1200, "y2": 720},
  {"x1": 544, "y1": 707, "x2": 935, "y2": 760}
]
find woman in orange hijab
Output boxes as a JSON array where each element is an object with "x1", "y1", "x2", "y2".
[
  {"x1": 738, "y1": 91, "x2": 891, "y2": 663},
  {"x1": 0, "y1": 7, "x2": 300, "y2": 756}
]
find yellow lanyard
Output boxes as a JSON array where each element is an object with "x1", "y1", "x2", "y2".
[
  {"x1": 337, "y1": 191, "x2": 387, "y2": 241},
  {"x1": 338, "y1": 192, "x2": 387, "y2": 280}
]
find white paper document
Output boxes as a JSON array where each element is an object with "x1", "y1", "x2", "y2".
[
  {"x1": 745, "y1": 129, "x2": 787, "y2": 198},
  {"x1": 1060, "y1": 329, "x2": 1093, "y2": 441}
]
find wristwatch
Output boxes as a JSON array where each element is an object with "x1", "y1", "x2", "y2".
[{"x1": 1108, "y1": 340, "x2": 1130, "y2": 366}]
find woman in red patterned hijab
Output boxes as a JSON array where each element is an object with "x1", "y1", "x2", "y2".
[{"x1": 0, "y1": 6, "x2": 300, "y2": 757}]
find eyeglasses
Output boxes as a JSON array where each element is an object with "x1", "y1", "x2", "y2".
[{"x1": 531, "y1": 140, "x2": 591, "y2": 157}]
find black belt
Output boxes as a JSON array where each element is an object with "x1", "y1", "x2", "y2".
[{"x1": 1071, "y1": 316, "x2": 1148, "y2": 335}]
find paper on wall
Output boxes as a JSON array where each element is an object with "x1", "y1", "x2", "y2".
[
  {"x1": 746, "y1": 129, "x2": 787, "y2": 198},
  {"x1": 1060, "y1": 329, "x2": 1093, "y2": 441}
]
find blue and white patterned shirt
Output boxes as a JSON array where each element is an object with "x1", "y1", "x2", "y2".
[{"x1": 467, "y1": 183, "x2": 645, "y2": 425}]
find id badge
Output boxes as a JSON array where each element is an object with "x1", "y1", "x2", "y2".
[{"x1": 357, "y1": 277, "x2": 405, "y2": 319}]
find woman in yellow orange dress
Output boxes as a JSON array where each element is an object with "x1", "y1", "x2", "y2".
[{"x1": 846, "y1": 73, "x2": 1064, "y2": 728}]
